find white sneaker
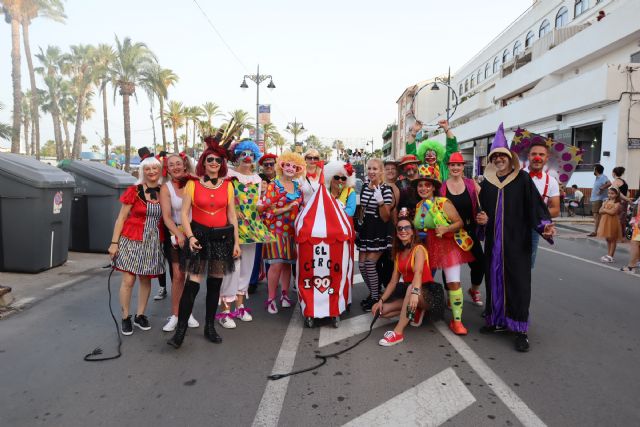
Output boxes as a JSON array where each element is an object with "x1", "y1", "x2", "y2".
[
  {"x1": 280, "y1": 292, "x2": 292, "y2": 308},
  {"x1": 266, "y1": 299, "x2": 278, "y2": 314},
  {"x1": 162, "y1": 315, "x2": 178, "y2": 332},
  {"x1": 153, "y1": 287, "x2": 167, "y2": 301},
  {"x1": 218, "y1": 312, "x2": 237, "y2": 329},
  {"x1": 236, "y1": 306, "x2": 253, "y2": 322},
  {"x1": 600, "y1": 255, "x2": 614, "y2": 263},
  {"x1": 188, "y1": 314, "x2": 199, "y2": 328}
]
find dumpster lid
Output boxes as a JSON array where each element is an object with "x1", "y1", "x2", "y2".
[
  {"x1": 59, "y1": 159, "x2": 136, "y2": 188},
  {"x1": 0, "y1": 153, "x2": 75, "y2": 189}
]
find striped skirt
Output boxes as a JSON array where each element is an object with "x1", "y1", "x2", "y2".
[
  {"x1": 263, "y1": 234, "x2": 296, "y2": 264},
  {"x1": 113, "y1": 204, "x2": 166, "y2": 277}
]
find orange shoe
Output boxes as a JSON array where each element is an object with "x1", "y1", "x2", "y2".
[{"x1": 449, "y1": 320, "x2": 468, "y2": 336}]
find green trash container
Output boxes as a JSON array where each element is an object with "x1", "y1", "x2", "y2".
[
  {"x1": 0, "y1": 153, "x2": 75, "y2": 273},
  {"x1": 59, "y1": 160, "x2": 136, "y2": 253}
]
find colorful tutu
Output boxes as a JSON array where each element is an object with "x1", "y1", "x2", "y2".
[
  {"x1": 181, "y1": 221, "x2": 235, "y2": 276},
  {"x1": 423, "y1": 229, "x2": 475, "y2": 269}
]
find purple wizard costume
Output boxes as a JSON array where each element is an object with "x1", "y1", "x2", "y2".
[{"x1": 479, "y1": 123, "x2": 552, "y2": 333}]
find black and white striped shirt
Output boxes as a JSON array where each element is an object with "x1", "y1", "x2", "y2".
[{"x1": 360, "y1": 184, "x2": 393, "y2": 215}]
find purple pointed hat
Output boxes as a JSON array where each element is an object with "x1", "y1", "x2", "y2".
[{"x1": 488, "y1": 123, "x2": 512, "y2": 159}]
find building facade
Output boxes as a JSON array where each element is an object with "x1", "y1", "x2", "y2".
[{"x1": 427, "y1": 0, "x2": 640, "y2": 189}]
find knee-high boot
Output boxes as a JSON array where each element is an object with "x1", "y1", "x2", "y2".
[
  {"x1": 204, "y1": 277, "x2": 223, "y2": 343},
  {"x1": 168, "y1": 279, "x2": 200, "y2": 349}
]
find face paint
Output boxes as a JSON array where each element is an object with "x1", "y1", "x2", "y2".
[
  {"x1": 281, "y1": 162, "x2": 299, "y2": 177},
  {"x1": 425, "y1": 150, "x2": 437, "y2": 165}
]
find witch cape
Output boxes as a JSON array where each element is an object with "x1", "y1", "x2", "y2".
[{"x1": 479, "y1": 163, "x2": 552, "y2": 333}]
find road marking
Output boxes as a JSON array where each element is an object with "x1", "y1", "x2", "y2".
[
  {"x1": 435, "y1": 322, "x2": 547, "y2": 427},
  {"x1": 46, "y1": 275, "x2": 89, "y2": 291},
  {"x1": 539, "y1": 246, "x2": 623, "y2": 272},
  {"x1": 343, "y1": 367, "x2": 476, "y2": 427},
  {"x1": 252, "y1": 305, "x2": 304, "y2": 427},
  {"x1": 12, "y1": 297, "x2": 35, "y2": 309},
  {"x1": 318, "y1": 313, "x2": 394, "y2": 348}
]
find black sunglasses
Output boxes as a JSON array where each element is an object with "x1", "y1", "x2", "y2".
[
  {"x1": 262, "y1": 162, "x2": 275, "y2": 167},
  {"x1": 206, "y1": 157, "x2": 223, "y2": 164},
  {"x1": 396, "y1": 225, "x2": 412, "y2": 232},
  {"x1": 333, "y1": 175, "x2": 347, "y2": 181},
  {"x1": 305, "y1": 156, "x2": 320, "y2": 161}
]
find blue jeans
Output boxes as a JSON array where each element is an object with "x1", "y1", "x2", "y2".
[{"x1": 531, "y1": 230, "x2": 540, "y2": 269}]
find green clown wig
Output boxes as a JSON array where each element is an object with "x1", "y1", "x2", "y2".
[{"x1": 417, "y1": 139, "x2": 445, "y2": 163}]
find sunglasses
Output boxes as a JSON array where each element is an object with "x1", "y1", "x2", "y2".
[
  {"x1": 262, "y1": 162, "x2": 275, "y2": 167},
  {"x1": 206, "y1": 157, "x2": 223, "y2": 164},
  {"x1": 305, "y1": 156, "x2": 320, "y2": 161},
  {"x1": 491, "y1": 153, "x2": 509, "y2": 160},
  {"x1": 396, "y1": 225, "x2": 412, "y2": 232},
  {"x1": 333, "y1": 175, "x2": 347, "y2": 181}
]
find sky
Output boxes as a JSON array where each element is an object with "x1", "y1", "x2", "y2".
[{"x1": 0, "y1": 0, "x2": 533, "y2": 153}]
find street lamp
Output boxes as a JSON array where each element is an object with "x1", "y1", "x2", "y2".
[
  {"x1": 240, "y1": 64, "x2": 275, "y2": 143},
  {"x1": 410, "y1": 66, "x2": 459, "y2": 124},
  {"x1": 286, "y1": 118, "x2": 305, "y2": 151}
]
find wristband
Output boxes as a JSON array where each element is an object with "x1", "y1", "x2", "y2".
[
  {"x1": 187, "y1": 236, "x2": 195, "y2": 241},
  {"x1": 111, "y1": 241, "x2": 119, "y2": 245}
]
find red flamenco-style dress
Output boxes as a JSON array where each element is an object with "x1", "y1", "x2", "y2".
[{"x1": 113, "y1": 185, "x2": 166, "y2": 277}]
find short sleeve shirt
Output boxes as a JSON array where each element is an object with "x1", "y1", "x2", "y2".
[
  {"x1": 591, "y1": 174, "x2": 610, "y2": 201},
  {"x1": 524, "y1": 168, "x2": 559, "y2": 204}
]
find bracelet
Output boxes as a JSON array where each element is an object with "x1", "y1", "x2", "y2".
[
  {"x1": 111, "y1": 241, "x2": 119, "y2": 245},
  {"x1": 187, "y1": 236, "x2": 195, "y2": 241},
  {"x1": 411, "y1": 288, "x2": 421, "y2": 295}
]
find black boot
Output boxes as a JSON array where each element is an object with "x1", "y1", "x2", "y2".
[
  {"x1": 167, "y1": 279, "x2": 200, "y2": 349},
  {"x1": 204, "y1": 277, "x2": 223, "y2": 343}
]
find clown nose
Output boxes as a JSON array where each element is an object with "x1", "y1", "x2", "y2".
[{"x1": 532, "y1": 156, "x2": 543, "y2": 162}]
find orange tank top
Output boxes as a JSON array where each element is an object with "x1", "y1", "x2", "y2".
[{"x1": 187, "y1": 180, "x2": 232, "y2": 228}]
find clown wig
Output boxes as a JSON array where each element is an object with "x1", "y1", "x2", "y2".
[
  {"x1": 323, "y1": 161, "x2": 356, "y2": 189},
  {"x1": 234, "y1": 138, "x2": 263, "y2": 163},
  {"x1": 196, "y1": 135, "x2": 229, "y2": 177},
  {"x1": 417, "y1": 139, "x2": 445, "y2": 163},
  {"x1": 275, "y1": 151, "x2": 306, "y2": 179}
]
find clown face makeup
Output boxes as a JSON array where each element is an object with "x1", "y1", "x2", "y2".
[
  {"x1": 417, "y1": 180, "x2": 434, "y2": 199},
  {"x1": 281, "y1": 161, "x2": 302, "y2": 177},
  {"x1": 403, "y1": 164, "x2": 417, "y2": 178},
  {"x1": 425, "y1": 150, "x2": 437, "y2": 165},
  {"x1": 238, "y1": 150, "x2": 255, "y2": 164},
  {"x1": 527, "y1": 145, "x2": 548, "y2": 172}
]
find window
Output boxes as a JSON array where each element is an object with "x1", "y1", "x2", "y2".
[
  {"x1": 485, "y1": 63, "x2": 490, "y2": 79},
  {"x1": 573, "y1": 123, "x2": 603, "y2": 170},
  {"x1": 574, "y1": 0, "x2": 586, "y2": 17},
  {"x1": 493, "y1": 57, "x2": 500, "y2": 74},
  {"x1": 525, "y1": 31, "x2": 535, "y2": 48},
  {"x1": 631, "y1": 51, "x2": 640, "y2": 63},
  {"x1": 502, "y1": 49, "x2": 511, "y2": 63},
  {"x1": 477, "y1": 69, "x2": 482, "y2": 84},
  {"x1": 513, "y1": 40, "x2": 522, "y2": 57},
  {"x1": 465, "y1": 80, "x2": 468, "y2": 92},
  {"x1": 459, "y1": 83, "x2": 463, "y2": 94},
  {"x1": 539, "y1": 19, "x2": 551, "y2": 37},
  {"x1": 556, "y1": 6, "x2": 568, "y2": 28},
  {"x1": 470, "y1": 75, "x2": 475, "y2": 89}
]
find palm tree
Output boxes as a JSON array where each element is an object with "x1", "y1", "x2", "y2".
[
  {"x1": 164, "y1": 100, "x2": 185, "y2": 153},
  {"x1": 141, "y1": 64, "x2": 178, "y2": 152},
  {"x1": 285, "y1": 121, "x2": 306, "y2": 146},
  {"x1": 21, "y1": 92, "x2": 30, "y2": 154},
  {"x1": 58, "y1": 80, "x2": 74, "y2": 157},
  {"x1": 111, "y1": 36, "x2": 157, "y2": 170},
  {"x1": 184, "y1": 106, "x2": 203, "y2": 151},
  {"x1": 222, "y1": 109, "x2": 253, "y2": 142},
  {"x1": 1, "y1": 1, "x2": 23, "y2": 152},
  {"x1": 18, "y1": 0, "x2": 66, "y2": 159},
  {"x1": 0, "y1": 103, "x2": 11, "y2": 141},
  {"x1": 94, "y1": 43, "x2": 115, "y2": 162},
  {"x1": 35, "y1": 45, "x2": 65, "y2": 160},
  {"x1": 202, "y1": 101, "x2": 222, "y2": 127},
  {"x1": 63, "y1": 44, "x2": 97, "y2": 159},
  {"x1": 262, "y1": 122, "x2": 278, "y2": 152}
]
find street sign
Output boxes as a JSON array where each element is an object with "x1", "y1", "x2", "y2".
[{"x1": 628, "y1": 138, "x2": 640, "y2": 149}]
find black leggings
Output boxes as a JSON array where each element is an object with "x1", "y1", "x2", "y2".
[{"x1": 158, "y1": 225, "x2": 174, "y2": 288}]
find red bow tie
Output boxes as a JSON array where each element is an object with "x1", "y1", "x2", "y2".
[{"x1": 529, "y1": 170, "x2": 543, "y2": 179}]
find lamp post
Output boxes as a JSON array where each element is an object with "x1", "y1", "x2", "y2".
[
  {"x1": 410, "y1": 66, "x2": 459, "y2": 124},
  {"x1": 240, "y1": 64, "x2": 275, "y2": 143}
]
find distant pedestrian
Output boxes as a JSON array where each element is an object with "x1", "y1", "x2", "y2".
[
  {"x1": 588, "y1": 165, "x2": 611, "y2": 237},
  {"x1": 109, "y1": 147, "x2": 166, "y2": 337},
  {"x1": 567, "y1": 185, "x2": 584, "y2": 216},
  {"x1": 621, "y1": 197, "x2": 640, "y2": 273},
  {"x1": 597, "y1": 187, "x2": 622, "y2": 263},
  {"x1": 611, "y1": 166, "x2": 629, "y2": 231}
]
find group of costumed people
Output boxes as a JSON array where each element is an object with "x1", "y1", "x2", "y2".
[{"x1": 107, "y1": 117, "x2": 557, "y2": 353}]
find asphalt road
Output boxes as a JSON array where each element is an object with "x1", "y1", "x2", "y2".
[{"x1": 1, "y1": 234, "x2": 639, "y2": 426}]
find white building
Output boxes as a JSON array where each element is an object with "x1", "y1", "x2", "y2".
[{"x1": 429, "y1": 0, "x2": 640, "y2": 190}]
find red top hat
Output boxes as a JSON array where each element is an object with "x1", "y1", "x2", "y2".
[{"x1": 447, "y1": 152, "x2": 466, "y2": 164}]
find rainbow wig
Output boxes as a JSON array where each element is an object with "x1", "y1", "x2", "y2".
[
  {"x1": 276, "y1": 151, "x2": 306, "y2": 179},
  {"x1": 234, "y1": 138, "x2": 262, "y2": 163},
  {"x1": 417, "y1": 139, "x2": 445, "y2": 163}
]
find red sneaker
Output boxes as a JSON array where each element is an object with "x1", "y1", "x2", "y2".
[
  {"x1": 378, "y1": 331, "x2": 404, "y2": 346},
  {"x1": 468, "y1": 289, "x2": 484, "y2": 306},
  {"x1": 449, "y1": 320, "x2": 468, "y2": 336},
  {"x1": 410, "y1": 307, "x2": 424, "y2": 327}
]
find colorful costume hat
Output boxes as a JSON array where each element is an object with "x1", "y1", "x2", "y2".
[
  {"x1": 399, "y1": 154, "x2": 421, "y2": 167},
  {"x1": 323, "y1": 161, "x2": 356, "y2": 189},
  {"x1": 447, "y1": 152, "x2": 466, "y2": 164}
]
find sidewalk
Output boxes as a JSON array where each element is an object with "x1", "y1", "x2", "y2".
[
  {"x1": 554, "y1": 216, "x2": 632, "y2": 256},
  {"x1": 0, "y1": 251, "x2": 107, "y2": 319}
]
